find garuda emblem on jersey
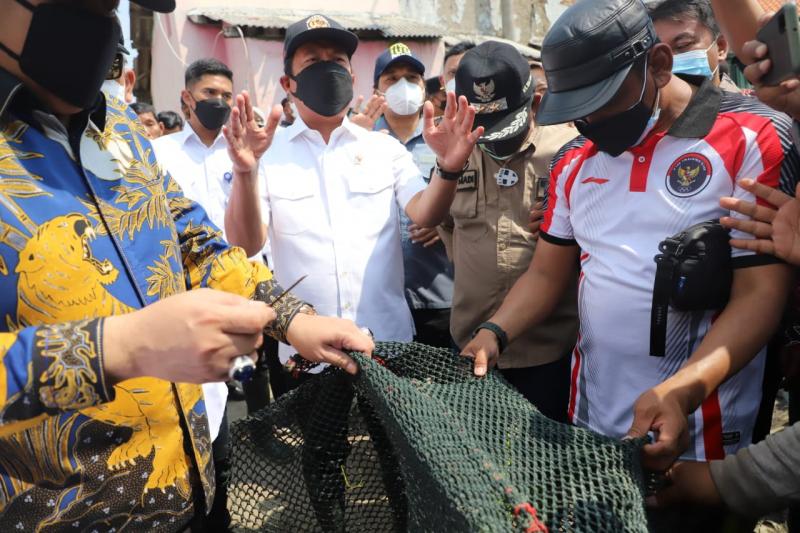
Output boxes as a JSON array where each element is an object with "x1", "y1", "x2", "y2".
[{"x1": 666, "y1": 153, "x2": 712, "y2": 198}]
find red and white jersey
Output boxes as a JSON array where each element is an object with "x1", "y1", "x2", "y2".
[{"x1": 541, "y1": 80, "x2": 800, "y2": 460}]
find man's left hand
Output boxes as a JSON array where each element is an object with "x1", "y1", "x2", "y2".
[
  {"x1": 626, "y1": 385, "x2": 690, "y2": 472},
  {"x1": 285, "y1": 313, "x2": 374, "y2": 375},
  {"x1": 423, "y1": 92, "x2": 484, "y2": 172}
]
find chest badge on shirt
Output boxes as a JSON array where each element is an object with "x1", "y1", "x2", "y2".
[
  {"x1": 666, "y1": 153, "x2": 712, "y2": 198},
  {"x1": 495, "y1": 168, "x2": 519, "y2": 187},
  {"x1": 457, "y1": 170, "x2": 477, "y2": 190}
]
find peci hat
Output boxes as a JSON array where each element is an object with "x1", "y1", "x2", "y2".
[
  {"x1": 284, "y1": 14, "x2": 359, "y2": 62},
  {"x1": 455, "y1": 41, "x2": 534, "y2": 143},
  {"x1": 373, "y1": 43, "x2": 426, "y2": 85},
  {"x1": 536, "y1": 0, "x2": 657, "y2": 125}
]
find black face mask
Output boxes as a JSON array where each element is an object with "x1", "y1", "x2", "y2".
[
  {"x1": 0, "y1": 0, "x2": 120, "y2": 109},
  {"x1": 291, "y1": 61, "x2": 353, "y2": 117},
  {"x1": 479, "y1": 127, "x2": 530, "y2": 161},
  {"x1": 575, "y1": 60, "x2": 658, "y2": 157},
  {"x1": 191, "y1": 95, "x2": 231, "y2": 131}
]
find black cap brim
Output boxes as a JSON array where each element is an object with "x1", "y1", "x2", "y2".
[
  {"x1": 535, "y1": 62, "x2": 633, "y2": 126},
  {"x1": 286, "y1": 28, "x2": 359, "y2": 60},
  {"x1": 130, "y1": 0, "x2": 175, "y2": 13},
  {"x1": 379, "y1": 56, "x2": 425, "y2": 78},
  {"x1": 475, "y1": 95, "x2": 532, "y2": 143}
]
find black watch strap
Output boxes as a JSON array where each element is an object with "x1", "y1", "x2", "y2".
[
  {"x1": 473, "y1": 321, "x2": 509, "y2": 353},
  {"x1": 432, "y1": 160, "x2": 465, "y2": 181}
]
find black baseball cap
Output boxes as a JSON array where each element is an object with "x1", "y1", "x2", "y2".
[
  {"x1": 373, "y1": 43, "x2": 425, "y2": 85},
  {"x1": 536, "y1": 0, "x2": 657, "y2": 125},
  {"x1": 130, "y1": 0, "x2": 175, "y2": 13},
  {"x1": 455, "y1": 41, "x2": 534, "y2": 143},
  {"x1": 284, "y1": 14, "x2": 359, "y2": 62}
]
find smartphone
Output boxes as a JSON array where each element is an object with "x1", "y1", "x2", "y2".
[{"x1": 756, "y1": 3, "x2": 800, "y2": 86}]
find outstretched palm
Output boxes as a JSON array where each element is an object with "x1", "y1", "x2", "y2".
[
  {"x1": 223, "y1": 91, "x2": 281, "y2": 174},
  {"x1": 772, "y1": 188, "x2": 800, "y2": 264},
  {"x1": 422, "y1": 92, "x2": 484, "y2": 172},
  {"x1": 720, "y1": 180, "x2": 800, "y2": 266}
]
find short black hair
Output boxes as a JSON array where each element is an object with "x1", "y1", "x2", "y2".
[
  {"x1": 281, "y1": 97, "x2": 290, "y2": 106},
  {"x1": 130, "y1": 102, "x2": 156, "y2": 117},
  {"x1": 157, "y1": 110, "x2": 184, "y2": 130},
  {"x1": 444, "y1": 41, "x2": 476, "y2": 64},
  {"x1": 184, "y1": 58, "x2": 233, "y2": 87},
  {"x1": 646, "y1": 0, "x2": 720, "y2": 36}
]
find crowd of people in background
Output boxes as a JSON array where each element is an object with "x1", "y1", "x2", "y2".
[{"x1": 3, "y1": 0, "x2": 800, "y2": 530}]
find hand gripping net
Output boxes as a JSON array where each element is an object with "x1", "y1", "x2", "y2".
[{"x1": 228, "y1": 342, "x2": 648, "y2": 532}]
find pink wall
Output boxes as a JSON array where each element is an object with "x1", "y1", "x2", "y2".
[{"x1": 151, "y1": 3, "x2": 445, "y2": 116}]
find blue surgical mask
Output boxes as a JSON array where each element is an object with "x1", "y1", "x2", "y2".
[{"x1": 672, "y1": 43, "x2": 718, "y2": 78}]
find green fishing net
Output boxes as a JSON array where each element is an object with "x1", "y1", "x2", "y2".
[{"x1": 228, "y1": 342, "x2": 648, "y2": 532}]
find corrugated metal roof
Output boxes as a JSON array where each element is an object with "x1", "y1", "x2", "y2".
[
  {"x1": 187, "y1": 7, "x2": 442, "y2": 39},
  {"x1": 444, "y1": 34, "x2": 542, "y2": 61}
]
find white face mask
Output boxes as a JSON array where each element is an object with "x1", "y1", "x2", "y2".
[
  {"x1": 445, "y1": 78, "x2": 457, "y2": 94},
  {"x1": 102, "y1": 79, "x2": 126, "y2": 102},
  {"x1": 289, "y1": 101, "x2": 299, "y2": 118},
  {"x1": 385, "y1": 78, "x2": 424, "y2": 116}
]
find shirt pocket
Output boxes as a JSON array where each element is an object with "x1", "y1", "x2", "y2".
[
  {"x1": 451, "y1": 187, "x2": 479, "y2": 220},
  {"x1": 347, "y1": 167, "x2": 396, "y2": 235},
  {"x1": 269, "y1": 179, "x2": 319, "y2": 236},
  {"x1": 451, "y1": 187, "x2": 489, "y2": 242}
]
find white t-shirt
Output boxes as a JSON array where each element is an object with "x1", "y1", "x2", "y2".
[{"x1": 541, "y1": 84, "x2": 799, "y2": 461}]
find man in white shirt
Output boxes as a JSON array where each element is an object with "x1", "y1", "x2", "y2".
[
  {"x1": 152, "y1": 58, "x2": 239, "y2": 232},
  {"x1": 224, "y1": 14, "x2": 483, "y2": 371}
]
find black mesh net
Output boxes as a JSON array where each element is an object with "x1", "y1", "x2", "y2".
[{"x1": 228, "y1": 342, "x2": 648, "y2": 532}]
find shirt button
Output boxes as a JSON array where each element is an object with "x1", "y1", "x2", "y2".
[{"x1": 638, "y1": 156, "x2": 646, "y2": 163}]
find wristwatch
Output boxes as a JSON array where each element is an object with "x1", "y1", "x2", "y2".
[
  {"x1": 431, "y1": 160, "x2": 466, "y2": 181},
  {"x1": 472, "y1": 321, "x2": 509, "y2": 353}
]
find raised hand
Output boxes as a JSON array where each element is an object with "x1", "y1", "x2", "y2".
[
  {"x1": 223, "y1": 91, "x2": 281, "y2": 174},
  {"x1": 349, "y1": 94, "x2": 388, "y2": 131},
  {"x1": 423, "y1": 92, "x2": 484, "y2": 173},
  {"x1": 720, "y1": 179, "x2": 800, "y2": 265},
  {"x1": 741, "y1": 13, "x2": 800, "y2": 120}
]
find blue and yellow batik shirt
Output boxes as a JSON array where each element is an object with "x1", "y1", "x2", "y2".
[{"x1": 0, "y1": 68, "x2": 303, "y2": 532}]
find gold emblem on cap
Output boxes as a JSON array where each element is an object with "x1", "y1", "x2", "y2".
[
  {"x1": 389, "y1": 42, "x2": 412, "y2": 58},
  {"x1": 306, "y1": 15, "x2": 330, "y2": 29},
  {"x1": 473, "y1": 79, "x2": 496, "y2": 103}
]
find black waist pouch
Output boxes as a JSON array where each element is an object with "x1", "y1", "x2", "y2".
[{"x1": 650, "y1": 220, "x2": 732, "y2": 356}]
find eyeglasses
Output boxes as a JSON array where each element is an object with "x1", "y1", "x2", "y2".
[{"x1": 106, "y1": 53, "x2": 124, "y2": 81}]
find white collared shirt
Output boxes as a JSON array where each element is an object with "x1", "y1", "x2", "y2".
[
  {"x1": 261, "y1": 116, "x2": 426, "y2": 365},
  {"x1": 152, "y1": 125, "x2": 235, "y2": 231}
]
